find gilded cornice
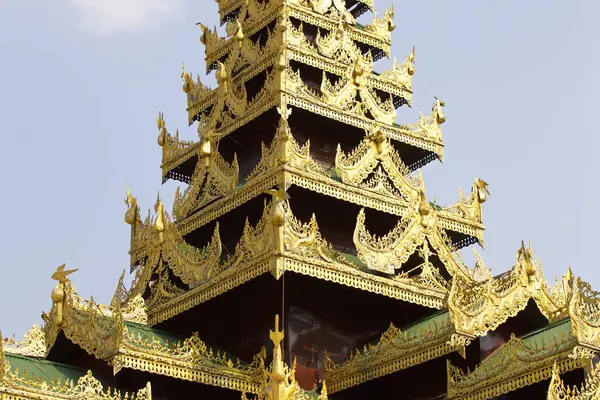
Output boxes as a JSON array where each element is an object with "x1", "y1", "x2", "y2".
[
  {"x1": 335, "y1": 127, "x2": 423, "y2": 202},
  {"x1": 2, "y1": 326, "x2": 46, "y2": 359},
  {"x1": 1, "y1": 366, "x2": 152, "y2": 400},
  {"x1": 112, "y1": 324, "x2": 264, "y2": 394},
  {"x1": 186, "y1": 23, "x2": 413, "y2": 124},
  {"x1": 184, "y1": 60, "x2": 425, "y2": 158},
  {"x1": 145, "y1": 196, "x2": 451, "y2": 325},
  {"x1": 170, "y1": 109, "x2": 482, "y2": 244},
  {"x1": 353, "y1": 195, "x2": 477, "y2": 281},
  {"x1": 173, "y1": 142, "x2": 239, "y2": 220},
  {"x1": 1, "y1": 330, "x2": 151, "y2": 400},
  {"x1": 548, "y1": 361, "x2": 600, "y2": 400},
  {"x1": 208, "y1": 0, "x2": 390, "y2": 71},
  {"x1": 156, "y1": 112, "x2": 198, "y2": 183},
  {"x1": 568, "y1": 278, "x2": 600, "y2": 358},
  {"x1": 43, "y1": 280, "x2": 124, "y2": 360},
  {"x1": 447, "y1": 243, "x2": 572, "y2": 346},
  {"x1": 446, "y1": 321, "x2": 586, "y2": 400},
  {"x1": 323, "y1": 311, "x2": 461, "y2": 394},
  {"x1": 37, "y1": 268, "x2": 261, "y2": 394}
]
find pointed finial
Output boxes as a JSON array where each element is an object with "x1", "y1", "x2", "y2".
[
  {"x1": 157, "y1": 111, "x2": 165, "y2": 131},
  {"x1": 270, "y1": 314, "x2": 284, "y2": 347},
  {"x1": 154, "y1": 192, "x2": 162, "y2": 212},
  {"x1": 181, "y1": 63, "x2": 186, "y2": 79},
  {"x1": 319, "y1": 380, "x2": 328, "y2": 399},
  {"x1": 125, "y1": 182, "x2": 135, "y2": 206},
  {"x1": 51, "y1": 264, "x2": 78, "y2": 284}
]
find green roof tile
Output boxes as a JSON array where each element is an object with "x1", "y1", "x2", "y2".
[{"x1": 4, "y1": 353, "x2": 86, "y2": 387}]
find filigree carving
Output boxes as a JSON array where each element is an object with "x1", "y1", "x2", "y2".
[
  {"x1": 548, "y1": 360, "x2": 600, "y2": 400},
  {"x1": 447, "y1": 326, "x2": 583, "y2": 400},
  {"x1": 127, "y1": 193, "x2": 224, "y2": 291},
  {"x1": 2, "y1": 359, "x2": 152, "y2": 400},
  {"x1": 379, "y1": 46, "x2": 415, "y2": 93},
  {"x1": 448, "y1": 242, "x2": 571, "y2": 340},
  {"x1": 569, "y1": 278, "x2": 600, "y2": 355},
  {"x1": 247, "y1": 106, "x2": 326, "y2": 182},
  {"x1": 352, "y1": 206, "x2": 467, "y2": 284},
  {"x1": 335, "y1": 127, "x2": 423, "y2": 201},
  {"x1": 115, "y1": 325, "x2": 263, "y2": 394},
  {"x1": 324, "y1": 312, "x2": 459, "y2": 393},
  {"x1": 362, "y1": 3, "x2": 396, "y2": 40},
  {"x1": 2, "y1": 325, "x2": 46, "y2": 358},
  {"x1": 157, "y1": 112, "x2": 197, "y2": 180},
  {"x1": 173, "y1": 145, "x2": 239, "y2": 220},
  {"x1": 283, "y1": 202, "x2": 353, "y2": 266}
]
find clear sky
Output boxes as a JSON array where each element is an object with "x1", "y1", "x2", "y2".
[{"x1": 0, "y1": 0, "x2": 598, "y2": 338}]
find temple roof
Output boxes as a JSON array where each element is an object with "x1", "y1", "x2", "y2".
[
  {"x1": 324, "y1": 310, "x2": 458, "y2": 394},
  {"x1": 446, "y1": 318, "x2": 585, "y2": 400},
  {"x1": 1, "y1": 333, "x2": 152, "y2": 400}
]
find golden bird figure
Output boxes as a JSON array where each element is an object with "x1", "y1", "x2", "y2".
[{"x1": 51, "y1": 264, "x2": 78, "y2": 284}]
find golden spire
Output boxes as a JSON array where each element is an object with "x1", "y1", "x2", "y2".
[
  {"x1": 154, "y1": 193, "x2": 165, "y2": 236},
  {"x1": 124, "y1": 182, "x2": 139, "y2": 226},
  {"x1": 265, "y1": 314, "x2": 298, "y2": 400},
  {"x1": 319, "y1": 381, "x2": 328, "y2": 400},
  {"x1": 418, "y1": 189, "x2": 431, "y2": 228},
  {"x1": 157, "y1": 111, "x2": 166, "y2": 146}
]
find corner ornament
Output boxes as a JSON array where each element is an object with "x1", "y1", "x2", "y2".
[{"x1": 50, "y1": 264, "x2": 78, "y2": 327}]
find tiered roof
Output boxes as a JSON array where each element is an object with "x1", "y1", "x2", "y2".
[{"x1": 3, "y1": 0, "x2": 599, "y2": 399}]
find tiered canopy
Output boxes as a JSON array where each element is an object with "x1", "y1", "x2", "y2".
[{"x1": 2, "y1": 1, "x2": 597, "y2": 399}]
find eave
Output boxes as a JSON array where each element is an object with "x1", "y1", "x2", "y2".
[
  {"x1": 187, "y1": 46, "x2": 412, "y2": 123},
  {"x1": 110, "y1": 322, "x2": 263, "y2": 394},
  {"x1": 208, "y1": 0, "x2": 390, "y2": 71},
  {"x1": 146, "y1": 251, "x2": 447, "y2": 326},
  {"x1": 323, "y1": 311, "x2": 460, "y2": 394},
  {"x1": 446, "y1": 319, "x2": 588, "y2": 400},
  {"x1": 1, "y1": 339, "x2": 152, "y2": 400},
  {"x1": 37, "y1": 280, "x2": 261, "y2": 395}
]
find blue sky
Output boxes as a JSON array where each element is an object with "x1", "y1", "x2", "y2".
[{"x1": 0, "y1": 0, "x2": 598, "y2": 338}]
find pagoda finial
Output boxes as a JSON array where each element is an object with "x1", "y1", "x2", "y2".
[
  {"x1": 154, "y1": 192, "x2": 165, "y2": 237},
  {"x1": 433, "y1": 97, "x2": 446, "y2": 124},
  {"x1": 270, "y1": 314, "x2": 284, "y2": 348},
  {"x1": 157, "y1": 111, "x2": 167, "y2": 147}
]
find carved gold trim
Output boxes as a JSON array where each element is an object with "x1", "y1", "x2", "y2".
[
  {"x1": 2, "y1": 326, "x2": 46, "y2": 359},
  {"x1": 167, "y1": 110, "x2": 482, "y2": 243},
  {"x1": 208, "y1": 0, "x2": 391, "y2": 71},
  {"x1": 252, "y1": 314, "x2": 328, "y2": 400},
  {"x1": 145, "y1": 199, "x2": 451, "y2": 325},
  {"x1": 548, "y1": 360, "x2": 600, "y2": 400},
  {"x1": 446, "y1": 325, "x2": 587, "y2": 400},
  {"x1": 1, "y1": 351, "x2": 152, "y2": 400},
  {"x1": 447, "y1": 243, "x2": 573, "y2": 342},
  {"x1": 323, "y1": 312, "x2": 460, "y2": 394},
  {"x1": 112, "y1": 326, "x2": 263, "y2": 394}
]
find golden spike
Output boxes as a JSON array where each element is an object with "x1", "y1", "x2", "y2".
[
  {"x1": 125, "y1": 182, "x2": 135, "y2": 206},
  {"x1": 319, "y1": 380, "x2": 328, "y2": 399},
  {"x1": 270, "y1": 314, "x2": 284, "y2": 347},
  {"x1": 51, "y1": 264, "x2": 78, "y2": 284},
  {"x1": 157, "y1": 111, "x2": 165, "y2": 131},
  {"x1": 154, "y1": 195, "x2": 165, "y2": 234}
]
